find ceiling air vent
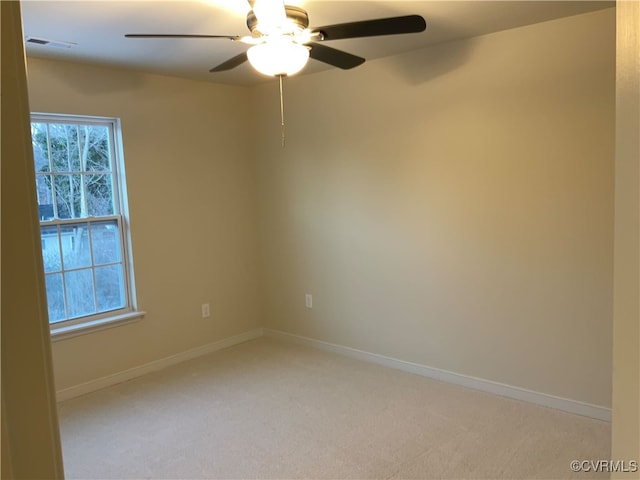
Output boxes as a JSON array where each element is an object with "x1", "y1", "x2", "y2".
[{"x1": 25, "y1": 36, "x2": 77, "y2": 48}]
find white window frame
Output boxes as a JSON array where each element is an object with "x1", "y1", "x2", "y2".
[{"x1": 31, "y1": 113, "x2": 144, "y2": 340}]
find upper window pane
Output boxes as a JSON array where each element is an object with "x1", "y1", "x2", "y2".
[
  {"x1": 86, "y1": 174, "x2": 115, "y2": 216},
  {"x1": 36, "y1": 174, "x2": 55, "y2": 220},
  {"x1": 54, "y1": 174, "x2": 83, "y2": 219},
  {"x1": 83, "y1": 125, "x2": 112, "y2": 172},
  {"x1": 49, "y1": 124, "x2": 82, "y2": 172},
  {"x1": 31, "y1": 123, "x2": 51, "y2": 172},
  {"x1": 31, "y1": 120, "x2": 117, "y2": 221}
]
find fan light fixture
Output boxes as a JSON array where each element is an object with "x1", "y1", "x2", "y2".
[{"x1": 247, "y1": 39, "x2": 309, "y2": 76}]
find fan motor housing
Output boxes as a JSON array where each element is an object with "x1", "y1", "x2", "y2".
[{"x1": 247, "y1": 6, "x2": 310, "y2": 35}]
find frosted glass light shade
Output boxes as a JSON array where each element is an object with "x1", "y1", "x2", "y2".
[{"x1": 247, "y1": 40, "x2": 309, "y2": 76}]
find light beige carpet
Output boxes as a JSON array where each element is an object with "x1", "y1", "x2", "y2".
[{"x1": 57, "y1": 337, "x2": 610, "y2": 479}]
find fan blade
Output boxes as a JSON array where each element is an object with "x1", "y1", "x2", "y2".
[
  {"x1": 125, "y1": 34, "x2": 240, "y2": 40},
  {"x1": 247, "y1": 0, "x2": 287, "y2": 30},
  {"x1": 314, "y1": 15, "x2": 426, "y2": 41},
  {"x1": 308, "y1": 42, "x2": 365, "y2": 70},
  {"x1": 209, "y1": 52, "x2": 248, "y2": 72}
]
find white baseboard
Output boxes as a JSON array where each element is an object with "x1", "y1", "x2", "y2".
[
  {"x1": 264, "y1": 329, "x2": 611, "y2": 422},
  {"x1": 57, "y1": 327, "x2": 611, "y2": 422},
  {"x1": 56, "y1": 328, "x2": 264, "y2": 402}
]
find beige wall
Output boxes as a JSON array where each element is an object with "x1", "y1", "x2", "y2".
[
  {"x1": 612, "y1": 0, "x2": 640, "y2": 468},
  {"x1": 254, "y1": 8, "x2": 616, "y2": 408},
  {"x1": 26, "y1": 59, "x2": 262, "y2": 390}
]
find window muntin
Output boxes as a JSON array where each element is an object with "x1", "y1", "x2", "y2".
[{"x1": 31, "y1": 114, "x2": 136, "y2": 331}]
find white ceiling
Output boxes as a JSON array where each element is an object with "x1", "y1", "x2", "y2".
[{"x1": 21, "y1": 0, "x2": 613, "y2": 86}]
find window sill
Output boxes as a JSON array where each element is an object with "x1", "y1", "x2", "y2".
[{"x1": 50, "y1": 311, "x2": 146, "y2": 341}]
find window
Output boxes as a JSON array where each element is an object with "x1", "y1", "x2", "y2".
[{"x1": 31, "y1": 114, "x2": 141, "y2": 337}]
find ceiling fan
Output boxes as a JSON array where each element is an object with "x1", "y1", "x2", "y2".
[
  {"x1": 125, "y1": 0, "x2": 427, "y2": 77},
  {"x1": 126, "y1": 0, "x2": 426, "y2": 146}
]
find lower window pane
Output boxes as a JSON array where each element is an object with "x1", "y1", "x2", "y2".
[
  {"x1": 45, "y1": 273, "x2": 66, "y2": 323},
  {"x1": 91, "y1": 221, "x2": 121, "y2": 265},
  {"x1": 41, "y1": 225, "x2": 61, "y2": 273},
  {"x1": 61, "y1": 224, "x2": 91, "y2": 269},
  {"x1": 95, "y1": 265, "x2": 125, "y2": 312},
  {"x1": 65, "y1": 269, "x2": 96, "y2": 318}
]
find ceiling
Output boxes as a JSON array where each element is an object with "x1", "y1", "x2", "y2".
[{"x1": 21, "y1": 0, "x2": 613, "y2": 86}]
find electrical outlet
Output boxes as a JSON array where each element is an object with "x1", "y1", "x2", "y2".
[
  {"x1": 305, "y1": 294, "x2": 313, "y2": 309},
  {"x1": 201, "y1": 303, "x2": 211, "y2": 318}
]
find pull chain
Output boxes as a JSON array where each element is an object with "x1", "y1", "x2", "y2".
[{"x1": 278, "y1": 74, "x2": 285, "y2": 148}]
